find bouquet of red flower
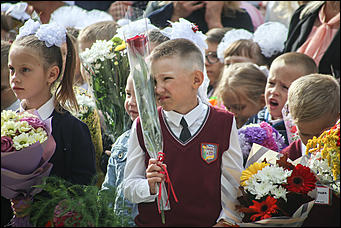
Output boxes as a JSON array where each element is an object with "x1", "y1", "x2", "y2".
[
  {"x1": 236, "y1": 144, "x2": 317, "y2": 226},
  {"x1": 1, "y1": 109, "x2": 56, "y2": 227}
]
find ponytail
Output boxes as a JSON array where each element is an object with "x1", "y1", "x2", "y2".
[{"x1": 54, "y1": 33, "x2": 79, "y2": 113}]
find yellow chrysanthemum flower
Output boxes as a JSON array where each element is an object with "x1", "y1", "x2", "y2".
[
  {"x1": 240, "y1": 162, "x2": 269, "y2": 186},
  {"x1": 114, "y1": 41, "x2": 126, "y2": 51}
]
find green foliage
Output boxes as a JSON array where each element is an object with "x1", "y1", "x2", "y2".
[{"x1": 29, "y1": 176, "x2": 130, "y2": 227}]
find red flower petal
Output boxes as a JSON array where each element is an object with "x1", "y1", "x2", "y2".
[
  {"x1": 285, "y1": 164, "x2": 316, "y2": 194},
  {"x1": 249, "y1": 196, "x2": 278, "y2": 221}
]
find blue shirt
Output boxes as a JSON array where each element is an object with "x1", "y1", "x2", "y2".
[{"x1": 101, "y1": 129, "x2": 138, "y2": 226}]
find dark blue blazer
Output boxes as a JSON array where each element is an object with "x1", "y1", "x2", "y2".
[{"x1": 49, "y1": 109, "x2": 96, "y2": 185}]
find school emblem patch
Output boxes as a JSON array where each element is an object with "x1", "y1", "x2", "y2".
[{"x1": 201, "y1": 143, "x2": 218, "y2": 164}]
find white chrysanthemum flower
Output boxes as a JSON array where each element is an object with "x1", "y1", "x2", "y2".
[
  {"x1": 13, "y1": 132, "x2": 31, "y2": 150},
  {"x1": 34, "y1": 128, "x2": 48, "y2": 143},
  {"x1": 245, "y1": 165, "x2": 292, "y2": 200},
  {"x1": 271, "y1": 186, "x2": 288, "y2": 201},
  {"x1": 1, "y1": 110, "x2": 18, "y2": 123},
  {"x1": 17, "y1": 121, "x2": 33, "y2": 133},
  {"x1": 255, "y1": 165, "x2": 292, "y2": 184},
  {"x1": 2, "y1": 120, "x2": 18, "y2": 136},
  {"x1": 80, "y1": 40, "x2": 114, "y2": 65},
  {"x1": 19, "y1": 112, "x2": 38, "y2": 119},
  {"x1": 246, "y1": 178, "x2": 273, "y2": 199}
]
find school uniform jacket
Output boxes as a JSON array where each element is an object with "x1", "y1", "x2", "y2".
[{"x1": 49, "y1": 109, "x2": 97, "y2": 185}]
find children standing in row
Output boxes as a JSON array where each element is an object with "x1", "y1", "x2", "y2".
[{"x1": 123, "y1": 38, "x2": 243, "y2": 226}]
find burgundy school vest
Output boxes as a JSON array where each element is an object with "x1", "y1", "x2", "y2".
[
  {"x1": 280, "y1": 139, "x2": 302, "y2": 161},
  {"x1": 135, "y1": 106, "x2": 234, "y2": 226}
]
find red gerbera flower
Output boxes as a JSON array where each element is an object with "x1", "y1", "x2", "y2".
[
  {"x1": 249, "y1": 196, "x2": 278, "y2": 221},
  {"x1": 285, "y1": 164, "x2": 316, "y2": 194}
]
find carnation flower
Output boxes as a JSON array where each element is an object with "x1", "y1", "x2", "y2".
[
  {"x1": 1, "y1": 136, "x2": 14, "y2": 152},
  {"x1": 20, "y1": 116, "x2": 47, "y2": 131}
]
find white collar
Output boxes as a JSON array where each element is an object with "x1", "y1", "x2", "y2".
[
  {"x1": 300, "y1": 140, "x2": 306, "y2": 156},
  {"x1": 163, "y1": 97, "x2": 207, "y2": 128},
  {"x1": 19, "y1": 96, "x2": 55, "y2": 120},
  {"x1": 5, "y1": 99, "x2": 20, "y2": 111}
]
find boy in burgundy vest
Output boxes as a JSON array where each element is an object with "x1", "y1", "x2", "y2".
[
  {"x1": 123, "y1": 38, "x2": 243, "y2": 226},
  {"x1": 280, "y1": 74, "x2": 340, "y2": 227}
]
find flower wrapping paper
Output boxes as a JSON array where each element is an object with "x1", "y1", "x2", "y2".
[
  {"x1": 1, "y1": 109, "x2": 56, "y2": 199},
  {"x1": 237, "y1": 143, "x2": 316, "y2": 227}
]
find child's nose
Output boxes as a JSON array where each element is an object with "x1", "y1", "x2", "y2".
[
  {"x1": 270, "y1": 85, "x2": 280, "y2": 96},
  {"x1": 129, "y1": 96, "x2": 137, "y2": 106},
  {"x1": 10, "y1": 72, "x2": 20, "y2": 83},
  {"x1": 155, "y1": 83, "x2": 164, "y2": 94}
]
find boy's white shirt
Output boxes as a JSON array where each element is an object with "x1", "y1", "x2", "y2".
[
  {"x1": 123, "y1": 97, "x2": 243, "y2": 224},
  {"x1": 301, "y1": 140, "x2": 307, "y2": 156}
]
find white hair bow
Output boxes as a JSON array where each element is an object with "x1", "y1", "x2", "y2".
[
  {"x1": 217, "y1": 22, "x2": 288, "y2": 62},
  {"x1": 16, "y1": 19, "x2": 66, "y2": 48}
]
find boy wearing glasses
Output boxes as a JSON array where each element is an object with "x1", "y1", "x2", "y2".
[{"x1": 205, "y1": 28, "x2": 231, "y2": 97}]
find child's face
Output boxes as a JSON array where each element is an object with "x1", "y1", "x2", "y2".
[
  {"x1": 205, "y1": 41, "x2": 224, "y2": 88},
  {"x1": 223, "y1": 87, "x2": 265, "y2": 128},
  {"x1": 151, "y1": 56, "x2": 203, "y2": 114},
  {"x1": 296, "y1": 114, "x2": 338, "y2": 145},
  {"x1": 124, "y1": 76, "x2": 139, "y2": 121},
  {"x1": 8, "y1": 45, "x2": 58, "y2": 108},
  {"x1": 265, "y1": 62, "x2": 305, "y2": 120}
]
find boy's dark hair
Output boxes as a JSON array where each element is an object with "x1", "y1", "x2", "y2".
[
  {"x1": 150, "y1": 38, "x2": 204, "y2": 71},
  {"x1": 206, "y1": 27, "x2": 232, "y2": 44},
  {"x1": 148, "y1": 29, "x2": 170, "y2": 46}
]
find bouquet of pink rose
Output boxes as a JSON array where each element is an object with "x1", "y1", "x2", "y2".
[{"x1": 1, "y1": 109, "x2": 56, "y2": 227}]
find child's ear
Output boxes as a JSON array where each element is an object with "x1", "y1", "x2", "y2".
[
  {"x1": 47, "y1": 65, "x2": 60, "y2": 85},
  {"x1": 192, "y1": 70, "x2": 204, "y2": 89}
]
